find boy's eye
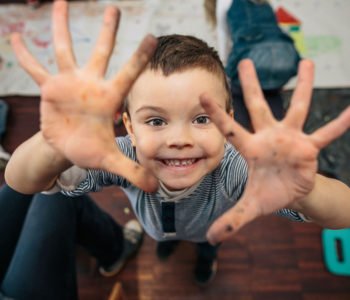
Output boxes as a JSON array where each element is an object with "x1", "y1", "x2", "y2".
[
  {"x1": 146, "y1": 118, "x2": 166, "y2": 126},
  {"x1": 193, "y1": 115, "x2": 210, "y2": 124}
]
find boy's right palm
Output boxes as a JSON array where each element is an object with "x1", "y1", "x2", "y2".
[{"x1": 11, "y1": 1, "x2": 158, "y2": 192}]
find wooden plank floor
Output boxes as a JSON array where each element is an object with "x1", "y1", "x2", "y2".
[{"x1": 1, "y1": 95, "x2": 350, "y2": 300}]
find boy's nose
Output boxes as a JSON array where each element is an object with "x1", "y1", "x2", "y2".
[{"x1": 166, "y1": 126, "x2": 194, "y2": 149}]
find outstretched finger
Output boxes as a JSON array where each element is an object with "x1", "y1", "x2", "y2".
[
  {"x1": 52, "y1": 0, "x2": 76, "y2": 71},
  {"x1": 206, "y1": 197, "x2": 259, "y2": 245},
  {"x1": 200, "y1": 95, "x2": 250, "y2": 151},
  {"x1": 238, "y1": 59, "x2": 275, "y2": 131},
  {"x1": 11, "y1": 33, "x2": 49, "y2": 85},
  {"x1": 102, "y1": 151, "x2": 159, "y2": 193},
  {"x1": 310, "y1": 106, "x2": 350, "y2": 149},
  {"x1": 110, "y1": 34, "x2": 157, "y2": 100},
  {"x1": 85, "y1": 6, "x2": 120, "y2": 76},
  {"x1": 284, "y1": 60, "x2": 314, "y2": 129}
]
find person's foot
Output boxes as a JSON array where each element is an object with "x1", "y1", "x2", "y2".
[
  {"x1": 156, "y1": 240, "x2": 180, "y2": 261},
  {"x1": 194, "y1": 256, "x2": 218, "y2": 285},
  {"x1": 99, "y1": 219, "x2": 144, "y2": 277}
]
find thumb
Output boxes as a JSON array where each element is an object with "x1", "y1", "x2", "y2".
[
  {"x1": 206, "y1": 197, "x2": 259, "y2": 245},
  {"x1": 102, "y1": 152, "x2": 158, "y2": 193}
]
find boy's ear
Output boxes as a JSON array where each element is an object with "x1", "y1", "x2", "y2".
[{"x1": 122, "y1": 112, "x2": 136, "y2": 146}]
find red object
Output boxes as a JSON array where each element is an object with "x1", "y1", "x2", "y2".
[{"x1": 275, "y1": 7, "x2": 301, "y2": 25}]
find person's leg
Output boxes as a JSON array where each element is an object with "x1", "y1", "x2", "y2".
[
  {"x1": 66, "y1": 191, "x2": 143, "y2": 278},
  {"x1": 264, "y1": 89, "x2": 285, "y2": 120},
  {"x1": 232, "y1": 86, "x2": 284, "y2": 130},
  {"x1": 0, "y1": 100, "x2": 9, "y2": 138},
  {"x1": 232, "y1": 86, "x2": 251, "y2": 129},
  {"x1": 227, "y1": 0, "x2": 299, "y2": 127},
  {"x1": 0, "y1": 100, "x2": 11, "y2": 171},
  {"x1": 194, "y1": 242, "x2": 219, "y2": 285},
  {"x1": 74, "y1": 193, "x2": 124, "y2": 267},
  {"x1": 1, "y1": 190, "x2": 130, "y2": 299},
  {"x1": 0, "y1": 184, "x2": 33, "y2": 282},
  {"x1": 156, "y1": 240, "x2": 180, "y2": 261},
  {"x1": 1, "y1": 192, "x2": 80, "y2": 300}
]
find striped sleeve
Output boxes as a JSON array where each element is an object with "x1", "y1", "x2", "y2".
[
  {"x1": 219, "y1": 144, "x2": 248, "y2": 201},
  {"x1": 275, "y1": 208, "x2": 310, "y2": 222}
]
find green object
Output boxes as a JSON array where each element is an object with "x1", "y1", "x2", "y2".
[
  {"x1": 322, "y1": 228, "x2": 350, "y2": 276},
  {"x1": 288, "y1": 25, "x2": 300, "y2": 32}
]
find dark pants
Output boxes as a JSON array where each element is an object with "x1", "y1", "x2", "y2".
[
  {"x1": 0, "y1": 100, "x2": 8, "y2": 138},
  {"x1": 226, "y1": 0, "x2": 300, "y2": 130},
  {"x1": 0, "y1": 184, "x2": 123, "y2": 300},
  {"x1": 157, "y1": 240, "x2": 219, "y2": 262},
  {"x1": 195, "y1": 241, "x2": 219, "y2": 262},
  {"x1": 232, "y1": 86, "x2": 285, "y2": 129}
]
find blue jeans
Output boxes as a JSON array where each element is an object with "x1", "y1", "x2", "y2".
[
  {"x1": 0, "y1": 184, "x2": 123, "y2": 300},
  {"x1": 232, "y1": 86, "x2": 285, "y2": 129},
  {"x1": 0, "y1": 100, "x2": 8, "y2": 138},
  {"x1": 225, "y1": 0, "x2": 300, "y2": 129},
  {"x1": 226, "y1": 0, "x2": 300, "y2": 90}
]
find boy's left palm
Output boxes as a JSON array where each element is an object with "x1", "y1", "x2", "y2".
[
  {"x1": 201, "y1": 59, "x2": 350, "y2": 244},
  {"x1": 11, "y1": 1, "x2": 158, "y2": 192}
]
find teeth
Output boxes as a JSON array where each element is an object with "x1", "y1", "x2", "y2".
[{"x1": 164, "y1": 159, "x2": 196, "y2": 166}]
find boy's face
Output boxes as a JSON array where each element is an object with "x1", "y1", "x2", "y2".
[{"x1": 124, "y1": 68, "x2": 229, "y2": 191}]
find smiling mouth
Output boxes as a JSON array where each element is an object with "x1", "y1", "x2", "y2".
[{"x1": 161, "y1": 158, "x2": 199, "y2": 167}]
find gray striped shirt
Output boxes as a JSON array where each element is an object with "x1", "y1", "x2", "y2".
[{"x1": 59, "y1": 136, "x2": 305, "y2": 242}]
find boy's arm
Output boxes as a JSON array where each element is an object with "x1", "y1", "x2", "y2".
[
  {"x1": 5, "y1": 132, "x2": 72, "y2": 194},
  {"x1": 6, "y1": 1, "x2": 158, "y2": 193},
  {"x1": 289, "y1": 174, "x2": 350, "y2": 228},
  {"x1": 200, "y1": 59, "x2": 350, "y2": 244}
]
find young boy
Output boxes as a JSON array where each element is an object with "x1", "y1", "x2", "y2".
[{"x1": 6, "y1": 0, "x2": 350, "y2": 286}]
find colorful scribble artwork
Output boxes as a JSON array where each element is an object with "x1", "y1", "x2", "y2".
[
  {"x1": 0, "y1": 0, "x2": 215, "y2": 95},
  {"x1": 275, "y1": 5, "x2": 343, "y2": 58},
  {"x1": 0, "y1": 0, "x2": 349, "y2": 95},
  {"x1": 275, "y1": 6, "x2": 306, "y2": 55}
]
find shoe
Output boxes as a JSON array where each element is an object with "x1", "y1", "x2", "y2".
[
  {"x1": 194, "y1": 256, "x2": 218, "y2": 285},
  {"x1": 156, "y1": 240, "x2": 180, "y2": 261},
  {"x1": 99, "y1": 219, "x2": 144, "y2": 277}
]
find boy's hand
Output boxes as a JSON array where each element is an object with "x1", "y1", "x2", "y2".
[
  {"x1": 201, "y1": 59, "x2": 350, "y2": 244},
  {"x1": 11, "y1": 1, "x2": 158, "y2": 192}
]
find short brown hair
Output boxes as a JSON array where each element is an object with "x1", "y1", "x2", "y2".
[{"x1": 125, "y1": 34, "x2": 232, "y2": 113}]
